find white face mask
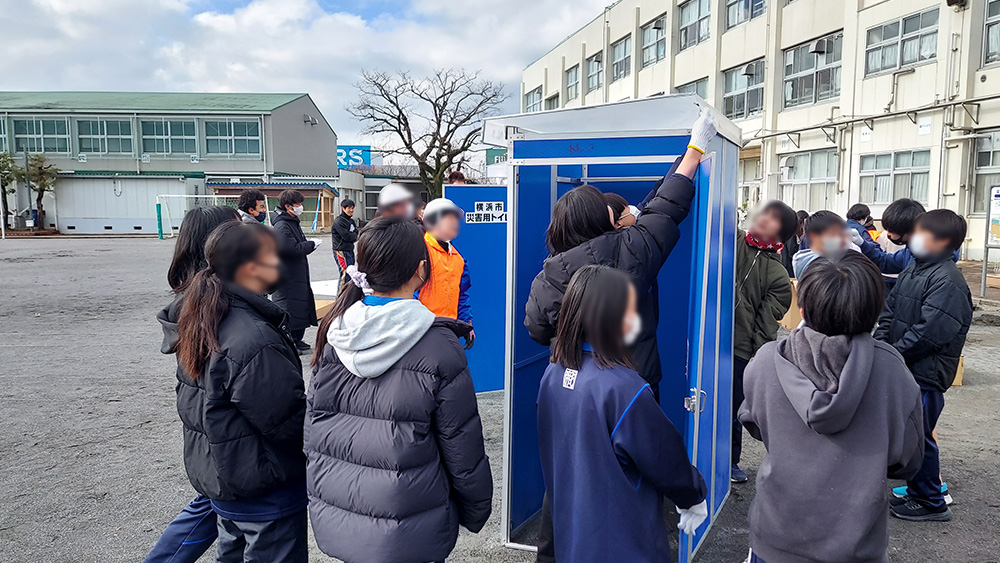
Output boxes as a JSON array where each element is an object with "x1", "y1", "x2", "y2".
[
  {"x1": 909, "y1": 232, "x2": 931, "y2": 259},
  {"x1": 405, "y1": 202, "x2": 415, "y2": 218},
  {"x1": 624, "y1": 313, "x2": 642, "y2": 346},
  {"x1": 821, "y1": 235, "x2": 843, "y2": 255},
  {"x1": 290, "y1": 204, "x2": 305, "y2": 217}
]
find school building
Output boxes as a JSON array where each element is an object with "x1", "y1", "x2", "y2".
[
  {"x1": 521, "y1": 0, "x2": 1000, "y2": 259},
  {"x1": 0, "y1": 91, "x2": 362, "y2": 234}
]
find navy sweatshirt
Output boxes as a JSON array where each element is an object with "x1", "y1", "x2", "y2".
[{"x1": 537, "y1": 355, "x2": 707, "y2": 563}]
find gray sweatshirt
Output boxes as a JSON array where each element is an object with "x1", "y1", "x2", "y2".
[{"x1": 739, "y1": 328, "x2": 924, "y2": 563}]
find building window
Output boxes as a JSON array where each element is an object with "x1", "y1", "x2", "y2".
[
  {"x1": 738, "y1": 157, "x2": 763, "y2": 210},
  {"x1": 641, "y1": 17, "x2": 667, "y2": 68},
  {"x1": 545, "y1": 95, "x2": 560, "y2": 111},
  {"x1": 676, "y1": 78, "x2": 709, "y2": 99},
  {"x1": 986, "y1": 0, "x2": 1000, "y2": 65},
  {"x1": 77, "y1": 119, "x2": 133, "y2": 154},
  {"x1": 524, "y1": 87, "x2": 543, "y2": 113},
  {"x1": 0, "y1": 119, "x2": 6, "y2": 153},
  {"x1": 679, "y1": 0, "x2": 711, "y2": 52},
  {"x1": 205, "y1": 120, "x2": 261, "y2": 155},
  {"x1": 565, "y1": 65, "x2": 580, "y2": 101},
  {"x1": 587, "y1": 54, "x2": 604, "y2": 93},
  {"x1": 779, "y1": 149, "x2": 839, "y2": 212},
  {"x1": 783, "y1": 33, "x2": 843, "y2": 109},
  {"x1": 724, "y1": 60, "x2": 765, "y2": 120},
  {"x1": 611, "y1": 35, "x2": 632, "y2": 82},
  {"x1": 12, "y1": 118, "x2": 70, "y2": 153},
  {"x1": 727, "y1": 0, "x2": 765, "y2": 29},
  {"x1": 865, "y1": 8, "x2": 938, "y2": 76},
  {"x1": 141, "y1": 119, "x2": 196, "y2": 155},
  {"x1": 974, "y1": 132, "x2": 1000, "y2": 213},
  {"x1": 859, "y1": 150, "x2": 931, "y2": 205}
]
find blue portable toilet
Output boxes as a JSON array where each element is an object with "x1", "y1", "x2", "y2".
[
  {"x1": 483, "y1": 95, "x2": 742, "y2": 562},
  {"x1": 441, "y1": 182, "x2": 508, "y2": 393}
]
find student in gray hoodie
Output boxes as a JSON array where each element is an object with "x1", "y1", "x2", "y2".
[{"x1": 739, "y1": 252, "x2": 924, "y2": 563}]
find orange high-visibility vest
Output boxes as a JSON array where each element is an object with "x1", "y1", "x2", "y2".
[{"x1": 418, "y1": 232, "x2": 466, "y2": 320}]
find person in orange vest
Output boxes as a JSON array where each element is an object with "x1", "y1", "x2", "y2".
[{"x1": 418, "y1": 198, "x2": 474, "y2": 349}]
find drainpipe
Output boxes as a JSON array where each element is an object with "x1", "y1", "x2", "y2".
[{"x1": 884, "y1": 68, "x2": 916, "y2": 113}]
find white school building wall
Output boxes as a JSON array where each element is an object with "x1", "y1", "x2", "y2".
[{"x1": 522, "y1": 0, "x2": 1000, "y2": 260}]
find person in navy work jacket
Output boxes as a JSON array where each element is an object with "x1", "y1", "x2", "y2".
[{"x1": 538, "y1": 265, "x2": 708, "y2": 563}]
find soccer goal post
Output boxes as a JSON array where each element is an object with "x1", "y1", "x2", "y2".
[{"x1": 155, "y1": 194, "x2": 263, "y2": 239}]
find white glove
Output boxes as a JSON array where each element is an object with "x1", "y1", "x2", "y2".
[
  {"x1": 309, "y1": 238, "x2": 323, "y2": 248},
  {"x1": 688, "y1": 111, "x2": 717, "y2": 154},
  {"x1": 677, "y1": 500, "x2": 709, "y2": 535},
  {"x1": 849, "y1": 229, "x2": 865, "y2": 247}
]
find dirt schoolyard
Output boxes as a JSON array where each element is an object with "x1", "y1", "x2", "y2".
[{"x1": 1, "y1": 237, "x2": 998, "y2": 562}]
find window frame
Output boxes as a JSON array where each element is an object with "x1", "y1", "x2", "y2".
[
  {"x1": 641, "y1": 16, "x2": 667, "y2": 68},
  {"x1": 726, "y1": 0, "x2": 765, "y2": 30},
  {"x1": 524, "y1": 87, "x2": 543, "y2": 113},
  {"x1": 204, "y1": 119, "x2": 261, "y2": 156},
  {"x1": 0, "y1": 119, "x2": 6, "y2": 153},
  {"x1": 587, "y1": 53, "x2": 604, "y2": 93},
  {"x1": 676, "y1": 78, "x2": 709, "y2": 99},
  {"x1": 565, "y1": 65, "x2": 580, "y2": 101},
  {"x1": 858, "y1": 149, "x2": 932, "y2": 205},
  {"x1": 76, "y1": 118, "x2": 134, "y2": 155},
  {"x1": 679, "y1": 0, "x2": 711, "y2": 52},
  {"x1": 783, "y1": 32, "x2": 843, "y2": 109},
  {"x1": 985, "y1": 0, "x2": 1000, "y2": 66},
  {"x1": 778, "y1": 148, "x2": 840, "y2": 212},
  {"x1": 864, "y1": 8, "x2": 938, "y2": 77},
  {"x1": 140, "y1": 118, "x2": 197, "y2": 156},
  {"x1": 12, "y1": 117, "x2": 71, "y2": 154},
  {"x1": 545, "y1": 94, "x2": 560, "y2": 111},
  {"x1": 973, "y1": 132, "x2": 1000, "y2": 213},
  {"x1": 723, "y1": 59, "x2": 765, "y2": 120},
  {"x1": 611, "y1": 35, "x2": 633, "y2": 83}
]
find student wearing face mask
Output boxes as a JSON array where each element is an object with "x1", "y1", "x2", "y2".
[
  {"x1": 418, "y1": 198, "x2": 476, "y2": 348},
  {"x1": 271, "y1": 189, "x2": 321, "y2": 352},
  {"x1": 876, "y1": 209, "x2": 972, "y2": 523},
  {"x1": 237, "y1": 189, "x2": 269, "y2": 225},
  {"x1": 538, "y1": 265, "x2": 708, "y2": 563},
  {"x1": 604, "y1": 192, "x2": 640, "y2": 230},
  {"x1": 376, "y1": 183, "x2": 416, "y2": 219},
  {"x1": 157, "y1": 222, "x2": 308, "y2": 563},
  {"x1": 791, "y1": 210, "x2": 855, "y2": 280}
]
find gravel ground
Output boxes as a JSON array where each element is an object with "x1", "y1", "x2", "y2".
[{"x1": 1, "y1": 237, "x2": 998, "y2": 562}]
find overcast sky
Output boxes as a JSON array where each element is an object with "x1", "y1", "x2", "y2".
[{"x1": 0, "y1": 0, "x2": 609, "y2": 146}]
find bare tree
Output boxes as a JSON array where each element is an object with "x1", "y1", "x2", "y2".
[{"x1": 348, "y1": 69, "x2": 508, "y2": 198}]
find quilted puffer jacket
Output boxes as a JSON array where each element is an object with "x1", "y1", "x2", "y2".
[{"x1": 304, "y1": 297, "x2": 492, "y2": 563}]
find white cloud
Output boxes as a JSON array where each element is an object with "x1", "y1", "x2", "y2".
[{"x1": 0, "y1": 0, "x2": 608, "y2": 143}]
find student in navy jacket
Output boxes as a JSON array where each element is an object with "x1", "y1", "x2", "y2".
[{"x1": 538, "y1": 265, "x2": 708, "y2": 563}]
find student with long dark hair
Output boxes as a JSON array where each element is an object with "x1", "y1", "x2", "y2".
[
  {"x1": 305, "y1": 216, "x2": 492, "y2": 563},
  {"x1": 539, "y1": 265, "x2": 707, "y2": 563},
  {"x1": 145, "y1": 206, "x2": 239, "y2": 563},
  {"x1": 525, "y1": 111, "x2": 716, "y2": 399},
  {"x1": 157, "y1": 222, "x2": 308, "y2": 563}
]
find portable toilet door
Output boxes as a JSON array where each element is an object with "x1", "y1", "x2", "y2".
[{"x1": 484, "y1": 95, "x2": 741, "y2": 563}]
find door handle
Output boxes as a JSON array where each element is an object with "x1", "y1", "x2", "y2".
[{"x1": 683, "y1": 388, "x2": 709, "y2": 413}]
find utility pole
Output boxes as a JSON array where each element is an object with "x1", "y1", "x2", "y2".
[{"x1": 23, "y1": 150, "x2": 32, "y2": 231}]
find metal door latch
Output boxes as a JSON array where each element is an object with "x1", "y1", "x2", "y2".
[{"x1": 683, "y1": 388, "x2": 708, "y2": 413}]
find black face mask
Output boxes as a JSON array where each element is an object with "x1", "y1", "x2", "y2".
[
  {"x1": 888, "y1": 234, "x2": 905, "y2": 245},
  {"x1": 256, "y1": 212, "x2": 267, "y2": 223}
]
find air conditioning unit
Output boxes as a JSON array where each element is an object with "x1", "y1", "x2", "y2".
[
  {"x1": 810, "y1": 39, "x2": 828, "y2": 55},
  {"x1": 141, "y1": 153, "x2": 151, "y2": 163},
  {"x1": 190, "y1": 155, "x2": 200, "y2": 164},
  {"x1": 77, "y1": 154, "x2": 87, "y2": 163}
]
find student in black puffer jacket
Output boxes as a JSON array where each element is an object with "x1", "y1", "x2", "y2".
[
  {"x1": 158, "y1": 222, "x2": 308, "y2": 563},
  {"x1": 525, "y1": 111, "x2": 715, "y2": 401},
  {"x1": 876, "y1": 209, "x2": 972, "y2": 523},
  {"x1": 306, "y1": 216, "x2": 492, "y2": 563}
]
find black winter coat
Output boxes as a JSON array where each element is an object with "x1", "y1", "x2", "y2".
[
  {"x1": 524, "y1": 173, "x2": 695, "y2": 387},
  {"x1": 157, "y1": 285, "x2": 307, "y2": 501},
  {"x1": 875, "y1": 254, "x2": 973, "y2": 392},
  {"x1": 271, "y1": 209, "x2": 318, "y2": 331},
  {"x1": 330, "y1": 211, "x2": 358, "y2": 252},
  {"x1": 305, "y1": 317, "x2": 493, "y2": 563}
]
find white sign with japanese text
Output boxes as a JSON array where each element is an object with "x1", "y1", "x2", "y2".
[{"x1": 466, "y1": 201, "x2": 507, "y2": 223}]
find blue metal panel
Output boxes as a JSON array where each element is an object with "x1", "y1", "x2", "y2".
[
  {"x1": 513, "y1": 136, "x2": 689, "y2": 160},
  {"x1": 443, "y1": 184, "x2": 507, "y2": 392}
]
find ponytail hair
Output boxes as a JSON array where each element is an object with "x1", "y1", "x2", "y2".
[
  {"x1": 313, "y1": 216, "x2": 429, "y2": 366},
  {"x1": 176, "y1": 222, "x2": 276, "y2": 377}
]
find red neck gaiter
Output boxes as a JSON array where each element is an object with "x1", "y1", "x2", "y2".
[{"x1": 745, "y1": 231, "x2": 784, "y2": 252}]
